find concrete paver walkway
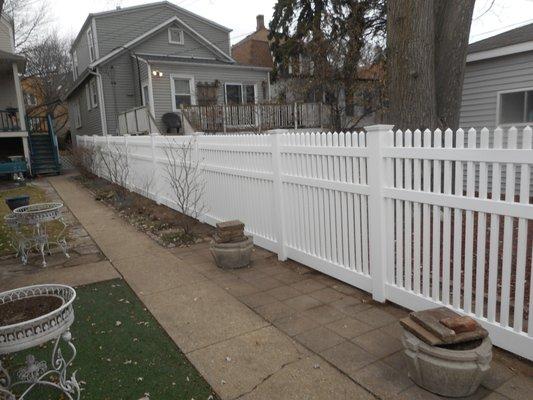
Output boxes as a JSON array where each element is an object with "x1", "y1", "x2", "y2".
[{"x1": 48, "y1": 175, "x2": 532, "y2": 400}]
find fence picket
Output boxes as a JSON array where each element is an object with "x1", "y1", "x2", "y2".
[
  {"x1": 513, "y1": 127, "x2": 531, "y2": 332},
  {"x1": 395, "y1": 130, "x2": 404, "y2": 287},
  {"x1": 463, "y1": 128, "x2": 477, "y2": 313},
  {"x1": 500, "y1": 127, "x2": 518, "y2": 327},
  {"x1": 487, "y1": 128, "x2": 503, "y2": 323},
  {"x1": 442, "y1": 129, "x2": 453, "y2": 305},
  {"x1": 432, "y1": 129, "x2": 442, "y2": 301},
  {"x1": 404, "y1": 130, "x2": 413, "y2": 291},
  {"x1": 475, "y1": 128, "x2": 489, "y2": 318},
  {"x1": 413, "y1": 130, "x2": 422, "y2": 294},
  {"x1": 452, "y1": 129, "x2": 465, "y2": 309},
  {"x1": 422, "y1": 129, "x2": 432, "y2": 297}
]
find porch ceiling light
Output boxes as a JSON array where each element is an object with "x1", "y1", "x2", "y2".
[{"x1": 152, "y1": 69, "x2": 163, "y2": 77}]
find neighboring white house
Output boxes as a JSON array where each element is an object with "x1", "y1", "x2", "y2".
[
  {"x1": 65, "y1": 1, "x2": 271, "y2": 136},
  {"x1": 460, "y1": 22, "x2": 533, "y2": 132},
  {"x1": 0, "y1": 12, "x2": 31, "y2": 173}
]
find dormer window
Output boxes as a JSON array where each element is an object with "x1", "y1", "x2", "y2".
[
  {"x1": 87, "y1": 27, "x2": 96, "y2": 62},
  {"x1": 168, "y1": 28, "x2": 184, "y2": 45}
]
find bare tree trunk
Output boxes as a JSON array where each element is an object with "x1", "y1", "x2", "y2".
[
  {"x1": 434, "y1": 0, "x2": 476, "y2": 129},
  {"x1": 0, "y1": 1, "x2": 4, "y2": 15},
  {"x1": 386, "y1": 0, "x2": 475, "y2": 130},
  {"x1": 387, "y1": 0, "x2": 437, "y2": 130}
]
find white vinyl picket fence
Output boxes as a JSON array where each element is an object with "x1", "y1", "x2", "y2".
[{"x1": 77, "y1": 125, "x2": 533, "y2": 360}]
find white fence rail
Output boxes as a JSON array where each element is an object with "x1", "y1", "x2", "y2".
[{"x1": 77, "y1": 125, "x2": 533, "y2": 361}]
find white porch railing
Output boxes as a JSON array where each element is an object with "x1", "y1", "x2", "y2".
[
  {"x1": 117, "y1": 106, "x2": 160, "y2": 135},
  {"x1": 77, "y1": 125, "x2": 533, "y2": 361}
]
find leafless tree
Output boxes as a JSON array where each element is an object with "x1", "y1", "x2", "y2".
[
  {"x1": 163, "y1": 138, "x2": 206, "y2": 234},
  {"x1": 70, "y1": 143, "x2": 101, "y2": 178},
  {"x1": 23, "y1": 31, "x2": 72, "y2": 132},
  {"x1": 98, "y1": 142, "x2": 131, "y2": 200},
  {"x1": 3, "y1": 0, "x2": 49, "y2": 51}
]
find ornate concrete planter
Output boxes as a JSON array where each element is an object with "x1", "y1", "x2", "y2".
[
  {"x1": 210, "y1": 236, "x2": 253, "y2": 269},
  {"x1": 0, "y1": 285, "x2": 80, "y2": 399},
  {"x1": 402, "y1": 330, "x2": 492, "y2": 397}
]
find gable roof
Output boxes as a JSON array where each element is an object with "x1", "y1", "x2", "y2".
[
  {"x1": 90, "y1": 15, "x2": 235, "y2": 68},
  {"x1": 71, "y1": 1, "x2": 231, "y2": 51},
  {"x1": 467, "y1": 21, "x2": 533, "y2": 62},
  {"x1": 469, "y1": 22, "x2": 533, "y2": 54}
]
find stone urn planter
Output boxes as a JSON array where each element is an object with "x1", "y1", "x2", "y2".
[
  {"x1": 402, "y1": 330, "x2": 492, "y2": 397},
  {"x1": 210, "y1": 236, "x2": 253, "y2": 269},
  {"x1": 0, "y1": 284, "x2": 80, "y2": 400}
]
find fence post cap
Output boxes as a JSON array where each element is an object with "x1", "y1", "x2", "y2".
[
  {"x1": 365, "y1": 124, "x2": 395, "y2": 132},
  {"x1": 149, "y1": 132, "x2": 160, "y2": 136}
]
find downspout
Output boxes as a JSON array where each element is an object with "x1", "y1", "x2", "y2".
[
  {"x1": 88, "y1": 68, "x2": 108, "y2": 135},
  {"x1": 133, "y1": 52, "x2": 143, "y2": 105}
]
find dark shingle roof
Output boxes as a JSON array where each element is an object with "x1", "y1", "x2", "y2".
[{"x1": 469, "y1": 22, "x2": 533, "y2": 54}]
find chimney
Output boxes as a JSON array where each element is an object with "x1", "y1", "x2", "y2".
[{"x1": 256, "y1": 15, "x2": 265, "y2": 31}]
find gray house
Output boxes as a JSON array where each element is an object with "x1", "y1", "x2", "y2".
[
  {"x1": 460, "y1": 23, "x2": 533, "y2": 132},
  {"x1": 65, "y1": 1, "x2": 271, "y2": 136}
]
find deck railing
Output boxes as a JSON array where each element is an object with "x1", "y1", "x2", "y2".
[
  {"x1": 182, "y1": 102, "x2": 331, "y2": 133},
  {"x1": 117, "y1": 106, "x2": 160, "y2": 135},
  {"x1": 0, "y1": 109, "x2": 21, "y2": 132}
]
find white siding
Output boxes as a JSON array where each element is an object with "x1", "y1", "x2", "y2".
[
  {"x1": 150, "y1": 62, "x2": 269, "y2": 132},
  {"x1": 0, "y1": 16, "x2": 14, "y2": 53}
]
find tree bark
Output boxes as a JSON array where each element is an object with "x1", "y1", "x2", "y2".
[
  {"x1": 386, "y1": 0, "x2": 475, "y2": 130},
  {"x1": 434, "y1": 0, "x2": 476, "y2": 129}
]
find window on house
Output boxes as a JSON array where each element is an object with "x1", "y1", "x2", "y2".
[
  {"x1": 225, "y1": 84, "x2": 242, "y2": 105},
  {"x1": 499, "y1": 90, "x2": 533, "y2": 124},
  {"x1": 74, "y1": 100, "x2": 82, "y2": 128},
  {"x1": 225, "y1": 84, "x2": 256, "y2": 105},
  {"x1": 24, "y1": 93, "x2": 37, "y2": 106},
  {"x1": 172, "y1": 77, "x2": 193, "y2": 109},
  {"x1": 88, "y1": 79, "x2": 98, "y2": 108},
  {"x1": 87, "y1": 27, "x2": 96, "y2": 62},
  {"x1": 142, "y1": 84, "x2": 150, "y2": 107},
  {"x1": 168, "y1": 28, "x2": 184, "y2": 45},
  {"x1": 85, "y1": 84, "x2": 91, "y2": 110},
  {"x1": 72, "y1": 51, "x2": 79, "y2": 79}
]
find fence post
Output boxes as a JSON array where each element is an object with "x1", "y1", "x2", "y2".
[
  {"x1": 271, "y1": 132, "x2": 288, "y2": 261},
  {"x1": 365, "y1": 124, "x2": 394, "y2": 302}
]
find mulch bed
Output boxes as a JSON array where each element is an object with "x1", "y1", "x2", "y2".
[{"x1": 0, "y1": 296, "x2": 62, "y2": 326}]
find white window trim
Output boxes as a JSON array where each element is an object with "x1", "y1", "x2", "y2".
[
  {"x1": 224, "y1": 83, "x2": 257, "y2": 105},
  {"x1": 74, "y1": 100, "x2": 82, "y2": 128},
  {"x1": 496, "y1": 86, "x2": 533, "y2": 127},
  {"x1": 89, "y1": 79, "x2": 98, "y2": 109},
  {"x1": 72, "y1": 51, "x2": 79, "y2": 79},
  {"x1": 170, "y1": 74, "x2": 196, "y2": 111},
  {"x1": 85, "y1": 84, "x2": 91, "y2": 110},
  {"x1": 141, "y1": 80, "x2": 151, "y2": 107},
  {"x1": 87, "y1": 27, "x2": 96, "y2": 62},
  {"x1": 168, "y1": 28, "x2": 185, "y2": 45}
]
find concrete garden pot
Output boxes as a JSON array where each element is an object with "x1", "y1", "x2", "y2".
[
  {"x1": 210, "y1": 236, "x2": 253, "y2": 269},
  {"x1": 402, "y1": 330, "x2": 492, "y2": 397}
]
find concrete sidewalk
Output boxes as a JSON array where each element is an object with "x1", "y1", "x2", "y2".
[{"x1": 49, "y1": 175, "x2": 531, "y2": 400}]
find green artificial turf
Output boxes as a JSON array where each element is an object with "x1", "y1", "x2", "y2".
[{"x1": 2, "y1": 279, "x2": 216, "y2": 400}]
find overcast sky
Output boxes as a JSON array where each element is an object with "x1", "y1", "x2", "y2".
[{"x1": 43, "y1": 0, "x2": 533, "y2": 45}]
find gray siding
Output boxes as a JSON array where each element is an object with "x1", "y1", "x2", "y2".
[
  {"x1": 72, "y1": 24, "x2": 93, "y2": 75},
  {"x1": 151, "y1": 62, "x2": 269, "y2": 132},
  {"x1": 460, "y1": 51, "x2": 533, "y2": 131},
  {"x1": 99, "y1": 53, "x2": 138, "y2": 134},
  {"x1": 133, "y1": 26, "x2": 217, "y2": 59},
  {"x1": 0, "y1": 17, "x2": 14, "y2": 53},
  {"x1": 95, "y1": 4, "x2": 231, "y2": 60},
  {"x1": 68, "y1": 81, "x2": 103, "y2": 137}
]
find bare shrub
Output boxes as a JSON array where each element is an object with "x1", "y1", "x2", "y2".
[
  {"x1": 163, "y1": 137, "x2": 207, "y2": 234},
  {"x1": 97, "y1": 142, "x2": 131, "y2": 203},
  {"x1": 70, "y1": 143, "x2": 100, "y2": 178}
]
